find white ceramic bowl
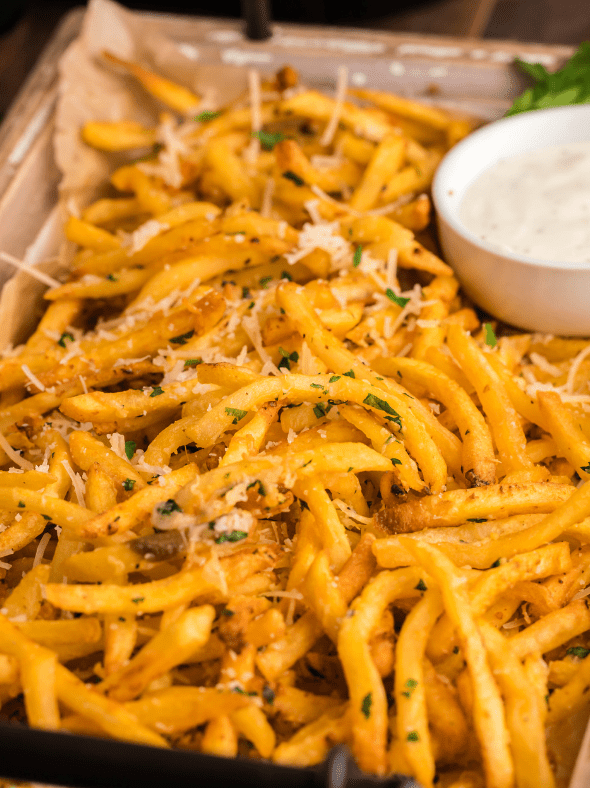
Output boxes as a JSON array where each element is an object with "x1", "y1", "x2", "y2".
[{"x1": 432, "y1": 104, "x2": 590, "y2": 336}]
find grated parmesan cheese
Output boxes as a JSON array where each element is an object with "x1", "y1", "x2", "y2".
[
  {"x1": 61, "y1": 459, "x2": 86, "y2": 507},
  {"x1": 33, "y1": 532, "x2": 52, "y2": 569},
  {"x1": 0, "y1": 432, "x2": 33, "y2": 470},
  {"x1": 320, "y1": 66, "x2": 348, "y2": 147},
  {"x1": 120, "y1": 219, "x2": 170, "y2": 254},
  {"x1": 284, "y1": 220, "x2": 351, "y2": 270},
  {"x1": 0, "y1": 251, "x2": 61, "y2": 289},
  {"x1": 21, "y1": 364, "x2": 45, "y2": 392}
]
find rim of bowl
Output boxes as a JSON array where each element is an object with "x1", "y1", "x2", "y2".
[{"x1": 432, "y1": 104, "x2": 590, "y2": 273}]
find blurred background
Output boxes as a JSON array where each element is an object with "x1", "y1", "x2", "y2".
[{"x1": 1, "y1": 0, "x2": 589, "y2": 116}]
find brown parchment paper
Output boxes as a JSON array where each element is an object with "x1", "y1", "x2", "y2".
[{"x1": 0, "y1": 0, "x2": 251, "y2": 349}]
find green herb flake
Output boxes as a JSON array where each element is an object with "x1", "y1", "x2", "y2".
[
  {"x1": 343, "y1": 369, "x2": 355, "y2": 378},
  {"x1": 401, "y1": 678, "x2": 419, "y2": 698},
  {"x1": 363, "y1": 393, "x2": 402, "y2": 430},
  {"x1": 281, "y1": 270, "x2": 293, "y2": 281},
  {"x1": 106, "y1": 273, "x2": 118, "y2": 282},
  {"x1": 242, "y1": 286, "x2": 250, "y2": 299},
  {"x1": 361, "y1": 692, "x2": 372, "y2": 719},
  {"x1": 221, "y1": 608, "x2": 235, "y2": 617},
  {"x1": 170, "y1": 330, "x2": 195, "y2": 345},
  {"x1": 123, "y1": 478, "x2": 136, "y2": 491},
  {"x1": 310, "y1": 382, "x2": 324, "y2": 389},
  {"x1": 282, "y1": 170, "x2": 305, "y2": 186},
  {"x1": 247, "y1": 479, "x2": 266, "y2": 497},
  {"x1": 329, "y1": 375, "x2": 341, "y2": 383},
  {"x1": 57, "y1": 332, "x2": 74, "y2": 348},
  {"x1": 353, "y1": 245, "x2": 363, "y2": 267},
  {"x1": 150, "y1": 386, "x2": 164, "y2": 397},
  {"x1": 157, "y1": 499, "x2": 182, "y2": 516},
  {"x1": 407, "y1": 731, "x2": 420, "y2": 742},
  {"x1": 391, "y1": 457, "x2": 402, "y2": 466},
  {"x1": 385, "y1": 288, "x2": 410, "y2": 308},
  {"x1": 132, "y1": 597, "x2": 145, "y2": 604},
  {"x1": 260, "y1": 276, "x2": 273, "y2": 289},
  {"x1": 215, "y1": 530, "x2": 248, "y2": 544},
  {"x1": 491, "y1": 559, "x2": 501, "y2": 568},
  {"x1": 252, "y1": 130, "x2": 285, "y2": 150},
  {"x1": 17, "y1": 501, "x2": 25, "y2": 508},
  {"x1": 483, "y1": 322, "x2": 497, "y2": 348},
  {"x1": 415, "y1": 579, "x2": 427, "y2": 592},
  {"x1": 225, "y1": 407, "x2": 248, "y2": 425},
  {"x1": 125, "y1": 441, "x2": 136, "y2": 460},
  {"x1": 581, "y1": 464, "x2": 590, "y2": 473},
  {"x1": 467, "y1": 518, "x2": 487, "y2": 523},
  {"x1": 567, "y1": 646, "x2": 590, "y2": 659},
  {"x1": 262, "y1": 685, "x2": 275, "y2": 704},
  {"x1": 184, "y1": 358, "x2": 203, "y2": 368},
  {"x1": 195, "y1": 110, "x2": 221, "y2": 122},
  {"x1": 313, "y1": 402, "x2": 331, "y2": 419}
]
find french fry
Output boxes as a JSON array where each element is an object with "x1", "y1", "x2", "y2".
[
  {"x1": 401, "y1": 540, "x2": 514, "y2": 788},
  {"x1": 394, "y1": 588, "x2": 444, "y2": 788}
]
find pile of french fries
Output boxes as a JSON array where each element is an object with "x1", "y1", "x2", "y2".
[{"x1": 1, "y1": 55, "x2": 590, "y2": 788}]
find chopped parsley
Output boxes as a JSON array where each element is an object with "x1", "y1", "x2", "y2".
[
  {"x1": 170, "y1": 330, "x2": 194, "y2": 345},
  {"x1": 361, "y1": 692, "x2": 372, "y2": 719},
  {"x1": 278, "y1": 348, "x2": 299, "y2": 371},
  {"x1": 17, "y1": 501, "x2": 25, "y2": 508},
  {"x1": 131, "y1": 597, "x2": 145, "y2": 604},
  {"x1": 483, "y1": 322, "x2": 497, "y2": 348},
  {"x1": 221, "y1": 608, "x2": 235, "y2": 617},
  {"x1": 123, "y1": 478, "x2": 135, "y2": 491},
  {"x1": 242, "y1": 286, "x2": 250, "y2": 299},
  {"x1": 184, "y1": 358, "x2": 202, "y2": 368},
  {"x1": 252, "y1": 130, "x2": 285, "y2": 150},
  {"x1": 247, "y1": 479, "x2": 266, "y2": 496},
  {"x1": 415, "y1": 579, "x2": 427, "y2": 591},
  {"x1": 391, "y1": 457, "x2": 402, "y2": 466},
  {"x1": 491, "y1": 559, "x2": 501, "y2": 568},
  {"x1": 313, "y1": 402, "x2": 332, "y2": 419},
  {"x1": 282, "y1": 170, "x2": 305, "y2": 186},
  {"x1": 353, "y1": 245, "x2": 362, "y2": 267},
  {"x1": 363, "y1": 393, "x2": 402, "y2": 430},
  {"x1": 343, "y1": 369, "x2": 355, "y2": 378},
  {"x1": 260, "y1": 276, "x2": 273, "y2": 289},
  {"x1": 310, "y1": 382, "x2": 324, "y2": 389},
  {"x1": 281, "y1": 270, "x2": 292, "y2": 281},
  {"x1": 581, "y1": 464, "x2": 590, "y2": 473},
  {"x1": 57, "y1": 332, "x2": 74, "y2": 348},
  {"x1": 41, "y1": 514, "x2": 52, "y2": 521},
  {"x1": 215, "y1": 530, "x2": 248, "y2": 544},
  {"x1": 385, "y1": 288, "x2": 410, "y2": 308},
  {"x1": 401, "y1": 678, "x2": 419, "y2": 698},
  {"x1": 329, "y1": 375, "x2": 341, "y2": 383},
  {"x1": 125, "y1": 440, "x2": 136, "y2": 460},
  {"x1": 106, "y1": 273, "x2": 118, "y2": 282},
  {"x1": 157, "y1": 499, "x2": 182, "y2": 516},
  {"x1": 407, "y1": 731, "x2": 420, "y2": 742},
  {"x1": 225, "y1": 407, "x2": 248, "y2": 424},
  {"x1": 195, "y1": 110, "x2": 221, "y2": 122},
  {"x1": 262, "y1": 685, "x2": 275, "y2": 704},
  {"x1": 567, "y1": 646, "x2": 590, "y2": 659},
  {"x1": 150, "y1": 386, "x2": 164, "y2": 397}
]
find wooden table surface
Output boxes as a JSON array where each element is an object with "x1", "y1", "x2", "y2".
[{"x1": 1, "y1": 0, "x2": 589, "y2": 118}]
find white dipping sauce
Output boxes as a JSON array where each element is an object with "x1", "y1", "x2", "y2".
[{"x1": 460, "y1": 140, "x2": 590, "y2": 265}]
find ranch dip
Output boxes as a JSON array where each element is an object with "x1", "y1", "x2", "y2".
[{"x1": 460, "y1": 140, "x2": 590, "y2": 265}]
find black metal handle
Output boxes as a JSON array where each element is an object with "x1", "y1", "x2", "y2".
[
  {"x1": 241, "y1": 0, "x2": 272, "y2": 40},
  {"x1": 0, "y1": 721, "x2": 422, "y2": 788}
]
